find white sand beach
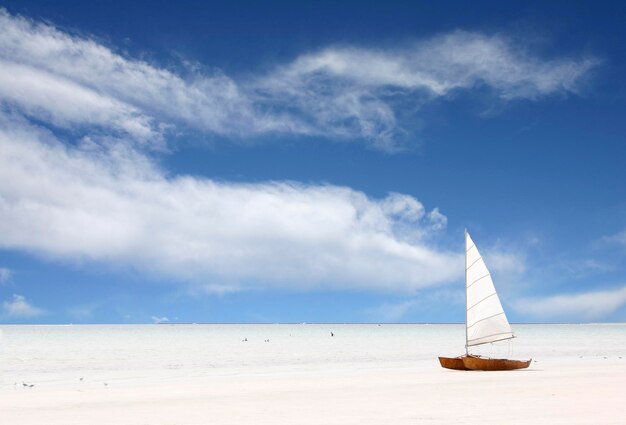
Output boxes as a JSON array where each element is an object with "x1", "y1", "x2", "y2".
[
  {"x1": 3, "y1": 359, "x2": 625, "y2": 424},
  {"x1": 2, "y1": 324, "x2": 625, "y2": 424}
]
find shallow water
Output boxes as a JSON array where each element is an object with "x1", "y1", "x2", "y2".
[{"x1": 1, "y1": 323, "x2": 625, "y2": 389}]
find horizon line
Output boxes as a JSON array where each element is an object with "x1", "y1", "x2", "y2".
[{"x1": 2, "y1": 322, "x2": 625, "y2": 326}]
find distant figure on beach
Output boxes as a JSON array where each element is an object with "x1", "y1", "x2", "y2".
[
  {"x1": 330, "y1": 332, "x2": 334, "y2": 337},
  {"x1": 242, "y1": 338, "x2": 247, "y2": 342}
]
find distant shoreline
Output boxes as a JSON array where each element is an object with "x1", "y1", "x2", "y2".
[{"x1": 2, "y1": 322, "x2": 625, "y2": 326}]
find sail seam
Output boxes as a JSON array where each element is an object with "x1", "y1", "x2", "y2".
[
  {"x1": 468, "y1": 332, "x2": 512, "y2": 342},
  {"x1": 466, "y1": 292, "x2": 497, "y2": 311},
  {"x1": 465, "y1": 256, "x2": 482, "y2": 271},
  {"x1": 465, "y1": 244, "x2": 475, "y2": 253},
  {"x1": 466, "y1": 273, "x2": 490, "y2": 289},
  {"x1": 466, "y1": 311, "x2": 505, "y2": 329},
  {"x1": 467, "y1": 332, "x2": 514, "y2": 346}
]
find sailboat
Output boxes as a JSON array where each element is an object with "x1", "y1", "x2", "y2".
[{"x1": 439, "y1": 230, "x2": 531, "y2": 371}]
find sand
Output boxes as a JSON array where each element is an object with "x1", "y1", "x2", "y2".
[{"x1": 2, "y1": 358, "x2": 625, "y2": 425}]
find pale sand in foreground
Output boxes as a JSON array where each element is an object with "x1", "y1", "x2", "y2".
[{"x1": 2, "y1": 359, "x2": 625, "y2": 425}]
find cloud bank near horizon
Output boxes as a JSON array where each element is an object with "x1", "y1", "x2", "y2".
[
  {"x1": 0, "y1": 9, "x2": 598, "y2": 151},
  {"x1": 514, "y1": 285, "x2": 626, "y2": 321}
]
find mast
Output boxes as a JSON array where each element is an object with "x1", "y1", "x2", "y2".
[{"x1": 464, "y1": 228, "x2": 468, "y2": 355}]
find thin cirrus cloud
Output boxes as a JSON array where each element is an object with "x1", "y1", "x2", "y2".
[
  {"x1": 151, "y1": 316, "x2": 170, "y2": 324},
  {"x1": 254, "y1": 35, "x2": 598, "y2": 149},
  {"x1": 0, "y1": 267, "x2": 11, "y2": 284},
  {"x1": 0, "y1": 9, "x2": 307, "y2": 146},
  {"x1": 0, "y1": 116, "x2": 461, "y2": 293},
  {"x1": 513, "y1": 285, "x2": 626, "y2": 321},
  {"x1": 0, "y1": 9, "x2": 599, "y2": 151},
  {"x1": 67, "y1": 304, "x2": 98, "y2": 320},
  {"x1": 367, "y1": 288, "x2": 465, "y2": 321},
  {"x1": 0, "y1": 60, "x2": 159, "y2": 143},
  {"x1": 600, "y1": 229, "x2": 626, "y2": 247}
]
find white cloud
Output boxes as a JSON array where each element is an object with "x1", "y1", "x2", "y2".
[
  {"x1": 151, "y1": 316, "x2": 169, "y2": 324},
  {"x1": 0, "y1": 61, "x2": 159, "y2": 143},
  {"x1": 367, "y1": 289, "x2": 464, "y2": 321},
  {"x1": 0, "y1": 9, "x2": 305, "y2": 147},
  {"x1": 368, "y1": 299, "x2": 421, "y2": 322},
  {"x1": 514, "y1": 285, "x2": 626, "y2": 321},
  {"x1": 601, "y1": 229, "x2": 626, "y2": 247},
  {"x1": 551, "y1": 258, "x2": 615, "y2": 277},
  {"x1": 485, "y1": 250, "x2": 526, "y2": 275},
  {"x1": 267, "y1": 34, "x2": 593, "y2": 98},
  {"x1": 2, "y1": 294, "x2": 44, "y2": 318},
  {"x1": 253, "y1": 33, "x2": 598, "y2": 149},
  {"x1": 427, "y1": 208, "x2": 447, "y2": 232},
  {"x1": 67, "y1": 304, "x2": 97, "y2": 320},
  {"x1": 0, "y1": 10, "x2": 598, "y2": 151},
  {"x1": 0, "y1": 267, "x2": 11, "y2": 284},
  {"x1": 0, "y1": 117, "x2": 461, "y2": 293},
  {"x1": 0, "y1": 9, "x2": 600, "y2": 296}
]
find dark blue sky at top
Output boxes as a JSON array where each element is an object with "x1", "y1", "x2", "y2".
[
  {"x1": 1, "y1": 0, "x2": 626, "y2": 323},
  {"x1": 6, "y1": 1, "x2": 625, "y2": 72}
]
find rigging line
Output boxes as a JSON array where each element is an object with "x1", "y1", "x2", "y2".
[
  {"x1": 466, "y1": 273, "x2": 490, "y2": 289},
  {"x1": 467, "y1": 311, "x2": 505, "y2": 329},
  {"x1": 465, "y1": 256, "x2": 482, "y2": 271},
  {"x1": 466, "y1": 292, "x2": 497, "y2": 311},
  {"x1": 465, "y1": 244, "x2": 475, "y2": 253}
]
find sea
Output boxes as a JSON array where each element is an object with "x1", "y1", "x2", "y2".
[{"x1": 1, "y1": 324, "x2": 625, "y2": 390}]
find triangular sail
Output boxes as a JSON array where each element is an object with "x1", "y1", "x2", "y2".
[{"x1": 465, "y1": 231, "x2": 513, "y2": 347}]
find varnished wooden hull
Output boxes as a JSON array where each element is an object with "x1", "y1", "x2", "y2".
[
  {"x1": 462, "y1": 355, "x2": 531, "y2": 371},
  {"x1": 439, "y1": 355, "x2": 531, "y2": 371},
  {"x1": 438, "y1": 356, "x2": 469, "y2": 370}
]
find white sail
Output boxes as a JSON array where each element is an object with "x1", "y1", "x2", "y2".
[{"x1": 465, "y1": 231, "x2": 513, "y2": 347}]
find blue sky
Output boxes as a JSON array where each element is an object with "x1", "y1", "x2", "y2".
[{"x1": 1, "y1": 0, "x2": 625, "y2": 324}]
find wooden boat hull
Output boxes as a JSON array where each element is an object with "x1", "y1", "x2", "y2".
[
  {"x1": 462, "y1": 355, "x2": 531, "y2": 371},
  {"x1": 439, "y1": 355, "x2": 531, "y2": 371},
  {"x1": 438, "y1": 356, "x2": 469, "y2": 370}
]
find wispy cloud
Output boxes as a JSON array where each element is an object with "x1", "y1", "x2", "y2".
[
  {"x1": 255, "y1": 34, "x2": 598, "y2": 149},
  {"x1": 0, "y1": 116, "x2": 460, "y2": 293},
  {"x1": 513, "y1": 285, "x2": 626, "y2": 321},
  {"x1": 0, "y1": 267, "x2": 11, "y2": 285},
  {"x1": 367, "y1": 299, "x2": 421, "y2": 322},
  {"x1": 0, "y1": 9, "x2": 286, "y2": 148},
  {"x1": 2, "y1": 294, "x2": 44, "y2": 318},
  {"x1": 600, "y1": 229, "x2": 626, "y2": 247},
  {"x1": 550, "y1": 258, "x2": 616, "y2": 277},
  {"x1": 151, "y1": 316, "x2": 169, "y2": 324},
  {"x1": 0, "y1": 10, "x2": 599, "y2": 151},
  {"x1": 0, "y1": 60, "x2": 159, "y2": 143},
  {"x1": 484, "y1": 250, "x2": 526, "y2": 275},
  {"x1": 367, "y1": 289, "x2": 464, "y2": 322},
  {"x1": 67, "y1": 304, "x2": 97, "y2": 320}
]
